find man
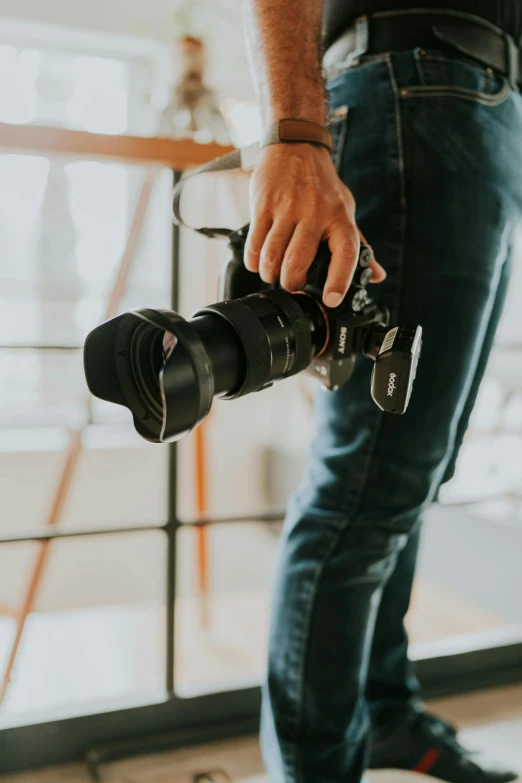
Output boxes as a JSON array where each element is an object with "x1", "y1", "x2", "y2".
[{"x1": 241, "y1": 2, "x2": 522, "y2": 782}]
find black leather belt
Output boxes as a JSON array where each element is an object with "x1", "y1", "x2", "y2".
[{"x1": 323, "y1": 9, "x2": 521, "y2": 90}]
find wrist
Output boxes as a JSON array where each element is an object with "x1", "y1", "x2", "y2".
[
  {"x1": 259, "y1": 141, "x2": 331, "y2": 157},
  {"x1": 266, "y1": 108, "x2": 326, "y2": 126},
  {"x1": 261, "y1": 118, "x2": 333, "y2": 154}
]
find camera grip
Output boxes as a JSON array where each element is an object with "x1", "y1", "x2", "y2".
[
  {"x1": 306, "y1": 242, "x2": 332, "y2": 293},
  {"x1": 306, "y1": 242, "x2": 372, "y2": 295}
]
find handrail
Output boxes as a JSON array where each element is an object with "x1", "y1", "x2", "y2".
[{"x1": 0, "y1": 123, "x2": 235, "y2": 169}]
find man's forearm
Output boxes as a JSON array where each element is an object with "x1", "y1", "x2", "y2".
[
  {"x1": 241, "y1": 0, "x2": 386, "y2": 306},
  {"x1": 242, "y1": 0, "x2": 327, "y2": 126}
]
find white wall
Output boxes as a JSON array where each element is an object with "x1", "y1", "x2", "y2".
[{"x1": 0, "y1": 0, "x2": 255, "y2": 103}]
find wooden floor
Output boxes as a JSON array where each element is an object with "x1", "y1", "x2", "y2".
[{"x1": 2, "y1": 684, "x2": 522, "y2": 783}]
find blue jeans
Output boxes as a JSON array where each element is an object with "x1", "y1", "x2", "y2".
[{"x1": 262, "y1": 49, "x2": 522, "y2": 783}]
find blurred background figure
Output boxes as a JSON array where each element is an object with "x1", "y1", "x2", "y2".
[{"x1": 158, "y1": 34, "x2": 231, "y2": 144}]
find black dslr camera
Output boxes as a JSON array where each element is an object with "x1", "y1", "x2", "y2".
[{"x1": 84, "y1": 223, "x2": 422, "y2": 443}]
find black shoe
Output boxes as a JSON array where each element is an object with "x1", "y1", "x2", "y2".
[{"x1": 369, "y1": 710, "x2": 520, "y2": 783}]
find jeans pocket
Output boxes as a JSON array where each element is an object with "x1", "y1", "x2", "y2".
[
  {"x1": 328, "y1": 105, "x2": 349, "y2": 172},
  {"x1": 403, "y1": 48, "x2": 513, "y2": 106}
]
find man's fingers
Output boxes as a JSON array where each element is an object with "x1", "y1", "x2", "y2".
[
  {"x1": 280, "y1": 225, "x2": 323, "y2": 291},
  {"x1": 323, "y1": 222, "x2": 360, "y2": 307},
  {"x1": 259, "y1": 221, "x2": 296, "y2": 284},
  {"x1": 358, "y1": 228, "x2": 386, "y2": 283},
  {"x1": 245, "y1": 213, "x2": 273, "y2": 272},
  {"x1": 369, "y1": 258, "x2": 387, "y2": 283}
]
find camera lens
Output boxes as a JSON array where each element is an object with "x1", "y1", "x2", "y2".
[
  {"x1": 84, "y1": 289, "x2": 329, "y2": 443},
  {"x1": 196, "y1": 288, "x2": 323, "y2": 399},
  {"x1": 128, "y1": 321, "x2": 165, "y2": 427}
]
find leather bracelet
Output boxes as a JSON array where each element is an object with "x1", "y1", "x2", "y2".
[{"x1": 261, "y1": 118, "x2": 333, "y2": 153}]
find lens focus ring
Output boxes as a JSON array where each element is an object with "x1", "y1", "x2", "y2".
[
  {"x1": 262, "y1": 289, "x2": 312, "y2": 375},
  {"x1": 197, "y1": 299, "x2": 272, "y2": 398}
]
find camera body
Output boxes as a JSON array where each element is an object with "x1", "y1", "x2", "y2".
[
  {"x1": 218, "y1": 226, "x2": 421, "y2": 412},
  {"x1": 83, "y1": 224, "x2": 422, "y2": 443}
]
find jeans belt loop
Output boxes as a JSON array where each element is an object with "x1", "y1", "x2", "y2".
[
  {"x1": 354, "y1": 15, "x2": 370, "y2": 58},
  {"x1": 504, "y1": 32, "x2": 519, "y2": 90}
]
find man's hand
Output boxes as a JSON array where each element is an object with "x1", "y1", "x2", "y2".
[
  {"x1": 242, "y1": 0, "x2": 385, "y2": 303},
  {"x1": 245, "y1": 143, "x2": 386, "y2": 307}
]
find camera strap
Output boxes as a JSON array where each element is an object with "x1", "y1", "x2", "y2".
[
  {"x1": 172, "y1": 143, "x2": 259, "y2": 239},
  {"x1": 173, "y1": 118, "x2": 334, "y2": 237}
]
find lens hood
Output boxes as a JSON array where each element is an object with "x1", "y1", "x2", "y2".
[{"x1": 84, "y1": 309, "x2": 214, "y2": 442}]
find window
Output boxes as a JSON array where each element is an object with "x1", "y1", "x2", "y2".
[{"x1": 0, "y1": 23, "x2": 173, "y2": 728}]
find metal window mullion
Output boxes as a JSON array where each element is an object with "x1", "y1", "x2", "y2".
[
  {"x1": 166, "y1": 170, "x2": 182, "y2": 697},
  {"x1": 0, "y1": 524, "x2": 165, "y2": 544},
  {"x1": 0, "y1": 512, "x2": 285, "y2": 546}
]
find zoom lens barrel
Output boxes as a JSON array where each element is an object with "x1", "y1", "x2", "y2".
[
  {"x1": 83, "y1": 289, "x2": 328, "y2": 443},
  {"x1": 197, "y1": 288, "x2": 323, "y2": 399}
]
